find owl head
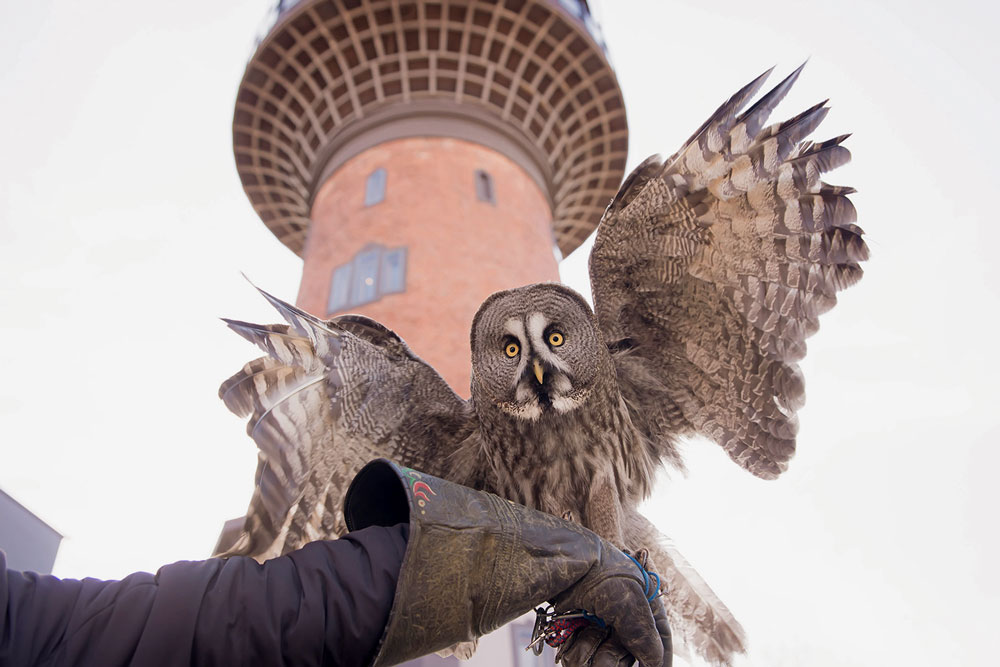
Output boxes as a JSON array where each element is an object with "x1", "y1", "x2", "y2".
[{"x1": 469, "y1": 283, "x2": 606, "y2": 420}]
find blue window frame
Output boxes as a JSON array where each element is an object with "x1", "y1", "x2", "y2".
[
  {"x1": 379, "y1": 247, "x2": 407, "y2": 295},
  {"x1": 327, "y1": 244, "x2": 409, "y2": 314},
  {"x1": 474, "y1": 169, "x2": 495, "y2": 204},
  {"x1": 327, "y1": 263, "x2": 353, "y2": 313},
  {"x1": 364, "y1": 167, "x2": 387, "y2": 206},
  {"x1": 352, "y1": 246, "x2": 380, "y2": 305}
]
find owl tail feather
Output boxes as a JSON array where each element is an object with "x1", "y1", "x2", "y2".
[{"x1": 625, "y1": 512, "x2": 746, "y2": 667}]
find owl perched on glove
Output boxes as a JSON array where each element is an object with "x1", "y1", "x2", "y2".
[{"x1": 217, "y1": 65, "x2": 867, "y2": 666}]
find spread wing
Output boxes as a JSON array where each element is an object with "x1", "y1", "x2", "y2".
[
  {"x1": 591, "y1": 65, "x2": 868, "y2": 479},
  {"x1": 217, "y1": 286, "x2": 481, "y2": 559}
]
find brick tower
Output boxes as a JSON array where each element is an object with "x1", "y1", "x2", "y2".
[{"x1": 234, "y1": 0, "x2": 628, "y2": 395}]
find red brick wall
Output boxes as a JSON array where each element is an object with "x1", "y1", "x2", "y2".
[{"x1": 299, "y1": 137, "x2": 559, "y2": 396}]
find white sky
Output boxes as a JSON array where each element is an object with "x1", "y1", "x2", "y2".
[{"x1": 2, "y1": 1, "x2": 998, "y2": 665}]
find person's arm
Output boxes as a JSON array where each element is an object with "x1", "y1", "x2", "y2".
[
  {"x1": 0, "y1": 524, "x2": 408, "y2": 667},
  {"x1": 4, "y1": 459, "x2": 671, "y2": 667}
]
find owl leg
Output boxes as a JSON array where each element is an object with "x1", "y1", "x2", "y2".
[{"x1": 583, "y1": 474, "x2": 625, "y2": 547}]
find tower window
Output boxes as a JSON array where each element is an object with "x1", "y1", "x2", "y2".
[
  {"x1": 352, "y1": 246, "x2": 381, "y2": 305},
  {"x1": 379, "y1": 247, "x2": 407, "y2": 294},
  {"x1": 328, "y1": 264, "x2": 353, "y2": 313},
  {"x1": 474, "y1": 169, "x2": 495, "y2": 204},
  {"x1": 364, "y1": 167, "x2": 387, "y2": 206},
  {"x1": 328, "y1": 244, "x2": 408, "y2": 314}
]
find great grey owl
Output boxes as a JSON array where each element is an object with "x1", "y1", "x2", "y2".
[{"x1": 217, "y1": 66, "x2": 867, "y2": 666}]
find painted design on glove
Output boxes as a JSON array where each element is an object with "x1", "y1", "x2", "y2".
[{"x1": 399, "y1": 466, "x2": 437, "y2": 514}]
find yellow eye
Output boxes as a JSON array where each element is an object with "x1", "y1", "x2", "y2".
[
  {"x1": 504, "y1": 342, "x2": 520, "y2": 358},
  {"x1": 548, "y1": 331, "x2": 564, "y2": 347}
]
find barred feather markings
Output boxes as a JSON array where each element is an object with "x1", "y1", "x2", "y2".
[
  {"x1": 217, "y1": 292, "x2": 481, "y2": 559},
  {"x1": 591, "y1": 65, "x2": 867, "y2": 481}
]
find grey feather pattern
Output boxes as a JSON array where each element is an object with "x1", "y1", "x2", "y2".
[{"x1": 591, "y1": 65, "x2": 867, "y2": 481}]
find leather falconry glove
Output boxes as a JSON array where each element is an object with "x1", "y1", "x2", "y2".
[
  {"x1": 552, "y1": 549, "x2": 674, "y2": 667},
  {"x1": 344, "y1": 459, "x2": 672, "y2": 667}
]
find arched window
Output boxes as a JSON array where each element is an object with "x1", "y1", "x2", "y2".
[
  {"x1": 474, "y1": 169, "x2": 495, "y2": 204},
  {"x1": 364, "y1": 167, "x2": 387, "y2": 206},
  {"x1": 327, "y1": 244, "x2": 408, "y2": 314}
]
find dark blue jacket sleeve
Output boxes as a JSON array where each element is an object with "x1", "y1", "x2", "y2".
[{"x1": 0, "y1": 523, "x2": 408, "y2": 667}]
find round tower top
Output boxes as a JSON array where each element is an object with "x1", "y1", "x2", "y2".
[{"x1": 234, "y1": 0, "x2": 628, "y2": 257}]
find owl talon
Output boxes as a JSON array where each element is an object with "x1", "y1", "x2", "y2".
[{"x1": 561, "y1": 510, "x2": 575, "y2": 522}]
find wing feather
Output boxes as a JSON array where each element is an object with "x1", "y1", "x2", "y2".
[
  {"x1": 217, "y1": 289, "x2": 480, "y2": 559},
  {"x1": 591, "y1": 65, "x2": 867, "y2": 479}
]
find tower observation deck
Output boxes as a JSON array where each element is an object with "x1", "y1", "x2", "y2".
[{"x1": 234, "y1": 0, "x2": 628, "y2": 392}]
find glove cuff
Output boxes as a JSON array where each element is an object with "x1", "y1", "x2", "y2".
[{"x1": 344, "y1": 459, "x2": 598, "y2": 667}]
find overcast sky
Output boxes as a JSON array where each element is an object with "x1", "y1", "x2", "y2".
[{"x1": 2, "y1": 1, "x2": 998, "y2": 665}]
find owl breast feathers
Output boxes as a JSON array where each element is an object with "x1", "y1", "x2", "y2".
[{"x1": 217, "y1": 65, "x2": 867, "y2": 666}]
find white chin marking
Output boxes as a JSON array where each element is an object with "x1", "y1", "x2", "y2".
[
  {"x1": 499, "y1": 391, "x2": 582, "y2": 419},
  {"x1": 551, "y1": 395, "x2": 584, "y2": 413},
  {"x1": 499, "y1": 400, "x2": 542, "y2": 421}
]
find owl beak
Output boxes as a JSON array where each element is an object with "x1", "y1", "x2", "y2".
[{"x1": 533, "y1": 359, "x2": 545, "y2": 385}]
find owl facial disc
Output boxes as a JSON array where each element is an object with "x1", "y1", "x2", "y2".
[
  {"x1": 470, "y1": 283, "x2": 599, "y2": 422},
  {"x1": 503, "y1": 312, "x2": 585, "y2": 419}
]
